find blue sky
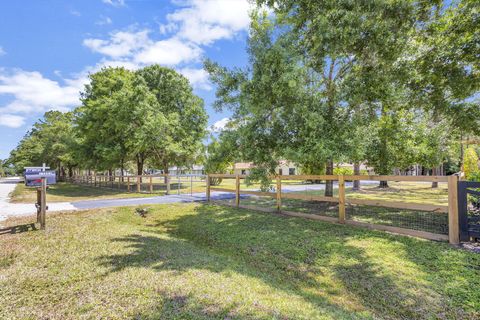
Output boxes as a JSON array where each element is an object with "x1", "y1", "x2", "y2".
[{"x1": 0, "y1": 0, "x2": 250, "y2": 159}]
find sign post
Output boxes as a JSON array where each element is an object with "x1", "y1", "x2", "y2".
[
  {"x1": 31, "y1": 163, "x2": 49, "y2": 230},
  {"x1": 39, "y1": 177, "x2": 47, "y2": 230},
  {"x1": 24, "y1": 163, "x2": 56, "y2": 187}
]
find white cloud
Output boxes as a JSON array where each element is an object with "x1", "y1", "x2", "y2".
[
  {"x1": 81, "y1": 0, "x2": 252, "y2": 90},
  {"x1": 83, "y1": 30, "x2": 150, "y2": 58},
  {"x1": 96, "y1": 16, "x2": 113, "y2": 26},
  {"x1": 70, "y1": 10, "x2": 81, "y2": 17},
  {"x1": 165, "y1": 0, "x2": 251, "y2": 45},
  {"x1": 0, "y1": 114, "x2": 26, "y2": 128},
  {"x1": 84, "y1": 30, "x2": 202, "y2": 67},
  {"x1": 0, "y1": 46, "x2": 5, "y2": 56},
  {"x1": 102, "y1": 0, "x2": 125, "y2": 7},
  {"x1": 179, "y1": 68, "x2": 211, "y2": 90},
  {"x1": 0, "y1": 70, "x2": 81, "y2": 118},
  {"x1": 209, "y1": 117, "x2": 230, "y2": 132},
  {"x1": 135, "y1": 38, "x2": 201, "y2": 65}
]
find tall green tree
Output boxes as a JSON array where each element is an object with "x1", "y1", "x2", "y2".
[
  {"x1": 136, "y1": 65, "x2": 207, "y2": 174},
  {"x1": 76, "y1": 65, "x2": 207, "y2": 176},
  {"x1": 8, "y1": 111, "x2": 77, "y2": 177},
  {"x1": 76, "y1": 67, "x2": 134, "y2": 174},
  {"x1": 205, "y1": 11, "x2": 310, "y2": 188},
  {"x1": 406, "y1": 0, "x2": 480, "y2": 168}
]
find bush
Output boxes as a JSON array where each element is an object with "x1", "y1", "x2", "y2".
[
  {"x1": 463, "y1": 146, "x2": 479, "y2": 180},
  {"x1": 333, "y1": 167, "x2": 353, "y2": 175},
  {"x1": 333, "y1": 167, "x2": 369, "y2": 175},
  {"x1": 468, "y1": 171, "x2": 480, "y2": 182}
]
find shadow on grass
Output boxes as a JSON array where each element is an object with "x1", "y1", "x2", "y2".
[
  {"x1": 0, "y1": 223, "x2": 37, "y2": 236},
  {"x1": 136, "y1": 291, "x2": 273, "y2": 320},
  {"x1": 95, "y1": 203, "x2": 463, "y2": 319}
]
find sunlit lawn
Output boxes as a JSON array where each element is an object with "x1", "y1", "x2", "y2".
[{"x1": 1, "y1": 203, "x2": 478, "y2": 319}]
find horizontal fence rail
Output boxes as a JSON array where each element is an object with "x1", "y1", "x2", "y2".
[{"x1": 206, "y1": 173, "x2": 459, "y2": 244}]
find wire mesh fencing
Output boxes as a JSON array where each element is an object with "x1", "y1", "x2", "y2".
[
  {"x1": 68, "y1": 174, "x2": 207, "y2": 195},
  {"x1": 207, "y1": 174, "x2": 456, "y2": 243}
]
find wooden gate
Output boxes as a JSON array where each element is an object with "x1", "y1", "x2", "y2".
[{"x1": 458, "y1": 181, "x2": 480, "y2": 242}]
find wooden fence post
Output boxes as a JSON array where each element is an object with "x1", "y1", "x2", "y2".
[
  {"x1": 150, "y1": 176, "x2": 153, "y2": 193},
  {"x1": 206, "y1": 174, "x2": 210, "y2": 201},
  {"x1": 338, "y1": 175, "x2": 346, "y2": 223},
  {"x1": 448, "y1": 175, "x2": 460, "y2": 244},
  {"x1": 235, "y1": 175, "x2": 240, "y2": 207},
  {"x1": 127, "y1": 176, "x2": 130, "y2": 192},
  {"x1": 40, "y1": 177, "x2": 46, "y2": 230},
  {"x1": 166, "y1": 175, "x2": 171, "y2": 195},
  {"x1": 276, "y1": 176, "x2": 282, "y2": 212},
  {"x1": 36, "y1": 188, "x2": 41, "y2": 223}
]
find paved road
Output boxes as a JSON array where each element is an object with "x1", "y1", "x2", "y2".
[{"x1": 0, "y1": 177, "x2": 76, "y2": 222}]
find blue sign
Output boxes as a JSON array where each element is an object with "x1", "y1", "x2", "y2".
[{"x1": 24, "y1": 168, "x2": 56, "y2": 186}]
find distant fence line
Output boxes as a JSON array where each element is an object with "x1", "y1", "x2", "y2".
[
  {"x1": 67, "y1": 174, "x2": 205, "y2": 195},
  {"x1": 206, "y1": 174, "x2": 460, "y2": 245}
]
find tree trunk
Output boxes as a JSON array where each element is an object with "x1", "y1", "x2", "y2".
[
  {"x1": 352, "y1": 162, "x2": 360, "y2": 191},
  {"x1": 325, "y1": 160, "x2": 334, "y2": 197},
  {"x1": 120, "y1": 159, "x2": 125, "y2": 182},
  {"x1": 459, "y1": 133, "x2": 464, "y2": 171},
  {"x1": 163, "y1": 165, "x2": 169, "y2": 184},
  {"x1": 378, "y1": 106, "x2": 389, "y2": 188},
  {"x1": 431, "y1": 166, "x2": 439, "y2": 188},
  {"x1": 136, "y1": 154, "x2": 144, "y2": 183},
  {"x1": 136, "y1": 156, "x2": 144, "y2": 175},
  {"x1": 379, "y1": 180, "x2": 389, "y2": 188},
  {"x1": 68, "y1": 166, "x2": 73, "y2": 178}
]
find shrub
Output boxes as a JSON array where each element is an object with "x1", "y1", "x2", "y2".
[
  {"x1": 333, "y1": 167, "x2": 369, "y2": 175},
  {"x1": 463, "y1": 146, "x2": 480, "y2": 180}
]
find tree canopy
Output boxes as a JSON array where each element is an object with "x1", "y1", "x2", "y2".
[
  {"x1": 205, "y1": 0, "x2": 479, "y2": 189},
  {"x1": 8, "y1": 65, "x2": 207, "y2": 177}
]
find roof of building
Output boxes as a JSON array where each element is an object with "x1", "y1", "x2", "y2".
[{"x1": 233, "y1": 162, "x2": 253, "y2": 169}]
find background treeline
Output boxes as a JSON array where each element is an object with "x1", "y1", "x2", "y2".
[
  {"x1": 203, "y1": 0, "x2": 480, "y2": 194},
  {"x1": 6, "y1": 65, "x2": 207, "y2": 178}
]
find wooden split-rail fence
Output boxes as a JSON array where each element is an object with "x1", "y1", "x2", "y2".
[{"x1": 206, "y1": 174, "x2": 460, "y2": 245}]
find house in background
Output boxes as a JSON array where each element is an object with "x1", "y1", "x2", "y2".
[
  {"x1": 233, "y1": 161, "x2": 374, "y2": 176},
  {"x1": 233, "y1": 160, "x2": 299, "y2": 176},
  {"x1": 168, "y1": 165, "x2": 205, "y2": 175}
]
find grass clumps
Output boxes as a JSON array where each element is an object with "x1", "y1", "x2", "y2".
[{"x1": 0, "y1": 203, "x2": 479, "y2": 319}]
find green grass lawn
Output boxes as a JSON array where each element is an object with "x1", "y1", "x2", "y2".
[{"x1": 1, "y1": 203, "x2": 478, "y2": 319}]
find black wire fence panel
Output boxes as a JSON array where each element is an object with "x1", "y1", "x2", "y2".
[
  {"x1": 346, "y1": 204, "x2": 449, "y2": 235},
  {"x1": 211, "y1": 195, "x2": 236, "y2": 207},
  {"x1": 237, "y1": 195, "x2": 277, "y2": 211},
  {"x1": 281, "y1": 199, "x2": 339, "y2": 218},
  {"x1": 72, "y1": 176, "x2": 207, "y2": 195}
]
